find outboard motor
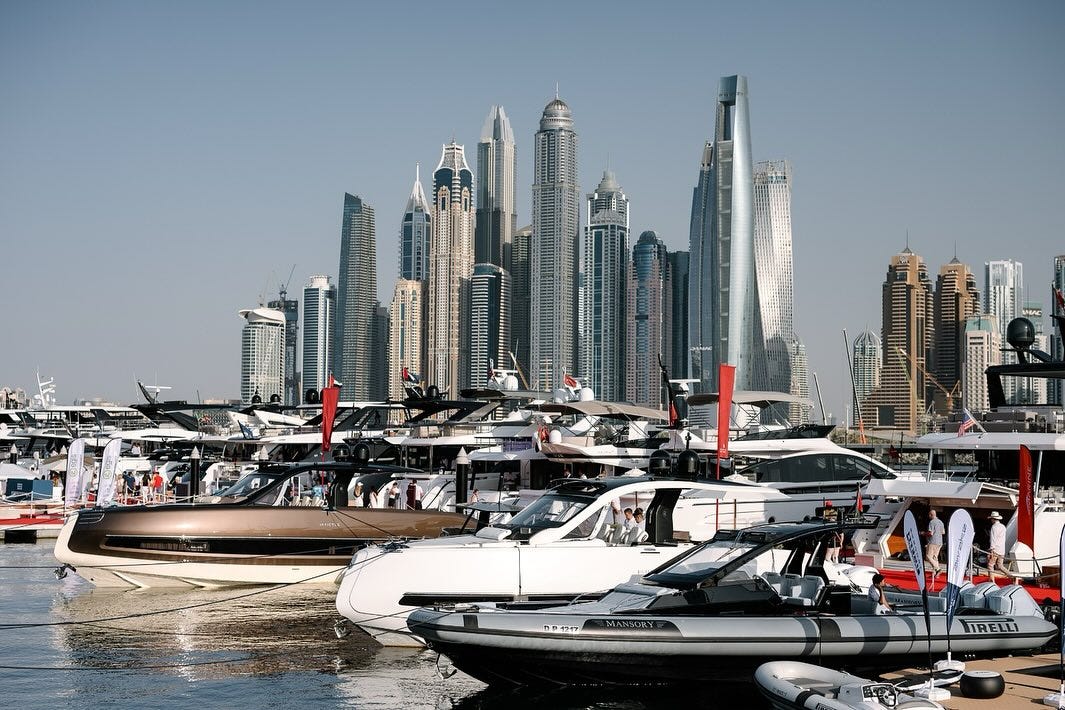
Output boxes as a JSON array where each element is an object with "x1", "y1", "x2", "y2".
[
  {"x1": 648, "y1": 449, "x2": 671, "y2": 478},
  {"x1": 675, "y1": 449, "x2": 699, "y2": 481}
]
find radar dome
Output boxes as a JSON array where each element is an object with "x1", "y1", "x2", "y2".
[
  {"x1": 502, "y1": 374, "x2": 519, "y2": 391},
  {"x1": 548, "y1": 428, "x2": 563, "y2": 444},
  {"x1": 579, "y1": 387, "x2": 594, "y2": 402},
  {"x1": 1006, "y1": 317, "x2": 1035, "y2": 350}
]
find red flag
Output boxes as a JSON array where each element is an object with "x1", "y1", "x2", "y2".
[
  {"x1": 715, "y1": 364, "x2": 736, "y2": 479},
  {"x1": 1018, "y1": 445, "x2": 1034, "y2": 549},
  {"x1": 563, "y1": 373, "x2": 578, "y2": 389},
  {"x1": 320, "y1": 374, "x2": 341, "y2": 452}
]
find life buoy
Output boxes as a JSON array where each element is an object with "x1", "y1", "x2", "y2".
[{"x1": 959, "y1": 670, "x2": 1004, "y2": 699}]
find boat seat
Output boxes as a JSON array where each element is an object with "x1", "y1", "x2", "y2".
[
  {"x1": 781, "y1": 575, "x2": 825, "y2": 607},
  {"x1": 609, "y1": 525, "x2": 629, "y2": 546},
  {"x1": 624, "y1": 528, "x2": 648, "y2": 546},
  {"x1": 761, "y1": 572, "x2": 787, "y2": 595},
  {"x1": 598, "y1": 524, "x2": 616, "y2": 542}
]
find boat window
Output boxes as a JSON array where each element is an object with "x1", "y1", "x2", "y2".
[
  {"x1": 500, "y1": 493, "x2": 594, "y2": 537},
  {"x1": 215, "y1": 473, "x2": 275, "y2": 501}
]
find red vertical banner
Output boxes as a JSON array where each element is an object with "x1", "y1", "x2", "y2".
[
  {"x1": 320, "y1": 374, "x2": 341, "y2": 453},
  {"x1": 716, "y1": 364, "x2": 736, "y2": 479},
  {"x1": 1018, "y1": 445, "x2": 1034, "y2": 549}
]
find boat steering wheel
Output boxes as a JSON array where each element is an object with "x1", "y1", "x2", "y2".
[{"x1": 872, "y1": 683, "x2": 898, "y2": 707}]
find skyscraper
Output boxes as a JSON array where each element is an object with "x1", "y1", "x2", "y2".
[
  {"x1": 931, "y1": 258, "x2": 979, "y2": 414},
  {"x1": 388, "y1": 279, "x2": 425, "y2": 400},
  {"x1": 301, "y1": 275, "x2": 336, "y2": 399},
  {"x1": 267, "y1": 290, "x2": 299, "y2": 406},
  {"x1": 510, "y1": 225, "x2": 532, "y2": 378},
  {"x1": 531, "y1": 94, "x2": 579, "y2": 391},
  {"x1": 753, "y1": 160, "x2": 795, "y2": 396},
  {"x1": 688, "y1": 75, "x2": 762, "y2": 393},
  {"x1": 475, "y1": 106, "x2": 516, "y2": 269},
  {"x1": 868, "y1": 248, "x2": 934, "y2": 432},
  {"x1": 687, "y1": 141, "x2": 713, "y2": 386},
  {"x1": 427, "y1": 141, "x2": 474, "y2": 396},
  {"x1": 579, "y1": 171, "x2": 629, "y2": 401},
  {"x1": 626, "y1": 231, "x2": 671, "y2": 408},
  {"x1": 370, "y1": 302, "x2": 389, "y2": 401},
  {"x1": 787, "y1": 337, "x2": 810, "y2": 425},
  {"x1": 852, "y1": 330, "x2": 882, "y2": 425},
  {"x1": 668, "y1": 250, "x2": 689, "y2": 379},
  {"x1": 962, "y1": 314, "x2": 1001, "y2": 411},
  {"x1": 400, "y1": 165, "x2": 432, "y2": 282},
  {"x1": 470, "y1": 263, "x2": 511, "y2": 389},
  {"x1": 1051, "y1": 255, "x2": 1065, "y2": 405},
  {"x1": 1019, "y1": 301, "x2": 1047, "y2": 404},
  {"x1": 984, "y1": 259, "x2": 1023, "y2": 401},
  {"x1": 239, "y1": 307, "x2": 285, "y2": 405},
  {"x1": 334, "y1": 193, "x2": 377, "y2": 400}
]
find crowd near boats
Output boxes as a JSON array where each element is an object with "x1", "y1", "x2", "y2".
[{"x1": 2, "y1": 309, "x2": 1065, "y2": 704}]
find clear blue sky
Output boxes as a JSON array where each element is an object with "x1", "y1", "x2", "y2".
[{"x1": 3, "y1": 1, "x2": 1063, "y2": 418}]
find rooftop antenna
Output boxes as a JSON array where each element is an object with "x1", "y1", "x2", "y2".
[{"x1": 555, "y1": 82, "x2": 559, "y2": 100}]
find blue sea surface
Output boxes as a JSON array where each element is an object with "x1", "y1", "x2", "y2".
[{"x1": 0, "y1": 542, "x2": 759, "y2": 709}]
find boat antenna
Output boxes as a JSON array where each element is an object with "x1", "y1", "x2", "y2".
[
  {"x1": 812, "y1": 372, "x2": 827, "y2": 424},
  {"x1": 843, "y1": 329, "x2": 867, "y2": 444}
]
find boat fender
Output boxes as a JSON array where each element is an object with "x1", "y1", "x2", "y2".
[{"x1": 959, "y1": 670, "x2": 1005, "y2": 699}]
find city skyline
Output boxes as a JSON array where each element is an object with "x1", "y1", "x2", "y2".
[{"x1": 3, "y1": 2, "x2": 1063, "y2": 416}]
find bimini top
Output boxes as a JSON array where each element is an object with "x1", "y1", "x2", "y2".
[
  {"x1": 687, "y1": 390, "x2": 815, "y2": 410},
  {"x1": 534, "y1": 400, "x2": 668, "y2": 421}
]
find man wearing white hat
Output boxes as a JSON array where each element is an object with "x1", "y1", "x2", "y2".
[{"x1": 987, "y1": 511, "x2": 1009, "y2": 581}]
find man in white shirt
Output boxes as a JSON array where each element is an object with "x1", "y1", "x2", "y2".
[
  {"x1": 924, "y1": 509, "x2": 945, "y2": 578},
  {"x1": 987, "y1": 511, "x2": 1009, "y2": 581},
  {"x1": 868, "y1": 573, "x2": 892, "y2": 614}
]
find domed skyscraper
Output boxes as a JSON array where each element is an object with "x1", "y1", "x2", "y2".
[{"x1": 531, "y1": 92, "x2": 579, "y2": 391}]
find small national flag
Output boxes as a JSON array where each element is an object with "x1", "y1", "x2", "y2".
[
  {"x1": 402, "y1": 367, "x2": 419, "y2": 385},
  {"x1": 563, "y1": 373, "x2": 578, "y2": 389},
  {"x1": 958, "y1": 408, "x2": 978, "y2": 437},
  {"x1": 239, "y1": 421, "x2": 255, "y2": 439}
]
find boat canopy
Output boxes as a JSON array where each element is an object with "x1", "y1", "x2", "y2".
[
  {"x1": 864, "y1": 478, "x2": 1016, "y2": 503},
  {"x1": 534, "y1": 401, "x2": 668, "y2": 421},
  {"x1": 686, "y1": 390, "x2": 815, "y2": 410},
  {"x1": 916, "y1": 431, "x2": 1065, "y2": 451}
]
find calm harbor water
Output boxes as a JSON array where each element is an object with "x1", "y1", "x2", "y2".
[{"x1": 0, "y1": 542, "x2": 759, "y2": 709}]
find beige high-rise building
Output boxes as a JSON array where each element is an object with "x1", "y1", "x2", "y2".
[
  {"x1": 388, "y1": 279, "x2": 425, "y2": 401},
  {"x1": 427, "y1": 141, "x2": 474, "y2": 397},
  {"x1": 865, "y1": 247, "x2": 934, "y2": 432},
  {"x1": 962, "y1": 314, "x2": 1001, "y2": 412},
  {"x1": 931, "y1": 258, "x2": 979, "y2": 415}
]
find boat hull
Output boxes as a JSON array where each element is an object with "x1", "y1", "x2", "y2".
[
  {"x1": 410, "y1": 607, "x2": 1056, "y2": 687},
  {"x1": 54, "y1": 505, "x2": 466, "y2": 588}
]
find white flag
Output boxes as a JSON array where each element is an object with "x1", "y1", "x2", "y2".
[
  {"x1": 903, "y1": 510, "x2": 926, "y2": 592},
  {"x1": 96, "y1": 438, "x2": 123, "y2": 507},
  {"x1": 63, "y1": 438, "x2": 86, "y2": 507},
  {"x1": 944, "y1": 508, "x2": 975, "y2": 628}
]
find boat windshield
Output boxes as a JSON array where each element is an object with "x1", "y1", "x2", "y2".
[
  {"x1": 498, "y1": 493, "x2": 594, "y2": 539},
  {"x1": 644, "y1": 535, "x2": 785, "y2": 589},
  {"x1": 215, "y1": 472, "x2": 277, "y2": 501}
]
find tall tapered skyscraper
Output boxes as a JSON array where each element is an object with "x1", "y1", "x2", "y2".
[
  {"x1": 475, "y1": 106, "x2": 516, "y2": 268},
  {"x1": 334, "y1": 193, "x2": 377, "y2": 400},
  {"x1": 388, "y1": 279, "x2": 425, "y2": 400},
  {"x1": 531, "y1": 95, "x2": 579, "y2": 391},
  {"x1": 753, "y1": 160, "x2": 795, "y2": 396},
  {"x1": 579, "y1": 171, "x2": 629, "y2": 401},
  {"x1": 301, "y1": 275, "x2": 335, "y2": 398},
  {"x1": 400, "y1": 165, "x2": 432, "y2": 282},
  {"x1": 852, "y1": 330, "x2": 881, "y2": 424},
  {"x1": 689, "y1": 75, "x2": 762, "y2": 393},
  {"x1": 427, "y1": 141, "x2": 474, "y2": 396}
]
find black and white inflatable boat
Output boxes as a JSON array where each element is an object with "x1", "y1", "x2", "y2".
[
  {"x1": 755, "y1": 661, "x2": 944, "y2": 710},
  {"x1": 408, "y1": 519, "x2": 1057, "y2": 686}
]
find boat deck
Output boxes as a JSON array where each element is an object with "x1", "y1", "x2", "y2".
[
  {"x1": 881, "y1": 651, "x2": 1061, "y2": 709},
  {"x1": 0, "y1": 513, "x2": 65, "y2": 542}
]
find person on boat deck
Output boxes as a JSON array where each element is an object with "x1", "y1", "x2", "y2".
[
  {"x1": 825, "y1": 529, "x2": 843, "y2": 564},
  {"x1": 924, "y1": 508, "x2": 945, "y2": 578},
  {"x1": 140, "y1": 471, "x2": 151, "y2": 503},
  {"x1": 368, "y1": 485, "x2": 379, "y2": 508},
  {"x1": 987, "y1": 511, "x2": 1010, "y2": 581},
  {"x1": 352, "y1": 482, "x2": 365, "y2": 507},
  {"x1": 562, "y1": 466, "x2": 572, "y2": 478},
  {"x1": 387, "y1": 482, "x2": 400, "y2": 508},
  {"x1": 868, "y1": 573, "x2": 893, "y2": 614},
  {"x1": 633, "y1": 508, "x2": 646, "y2": 533},
  {"x1": 610, "y1": 498, "x2": 622, "y2": 525},
  {"x1": 622, "y1": 507, "x2": 635, "y2": 530},
  {"x1": 130, "y1": 442, "x2": 141, "y2": 457},
  {"x1": 406, "y1": 479, "x2": 424, "y2": 510}
]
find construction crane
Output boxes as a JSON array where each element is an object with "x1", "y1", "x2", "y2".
[
  {"x1": 892, "y1": 346, "x2": 961, "y2": 415},
  {"x1": 507, "y1": 349, "x2": 530, "y2": 390}
]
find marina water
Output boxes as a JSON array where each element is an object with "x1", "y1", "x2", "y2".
[{"x1": 1, "y1": 542, "x2": 756, "y2": 708}]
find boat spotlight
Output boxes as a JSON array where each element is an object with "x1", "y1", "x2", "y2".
[
  {"x1": 53, "y1": 563, "x2": 76, "y2": 580},
  {"x1": 333, "y1": 618, "x2": 351, "y2": 639}
]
